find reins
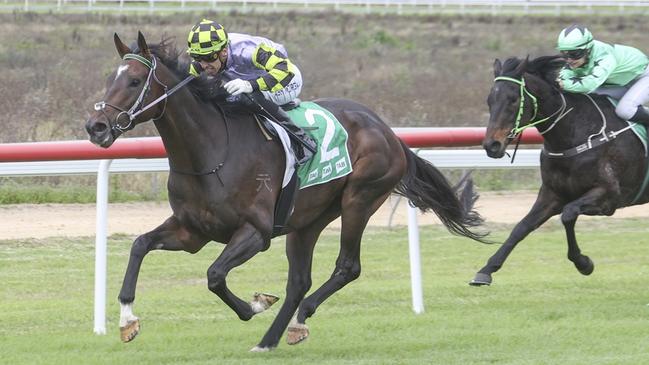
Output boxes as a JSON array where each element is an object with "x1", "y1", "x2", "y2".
[
  {"x1": 94, "y1": 52, "x2": 229, "y2": 183},
  {"x1": 543, "y1": 94, "x2": 636, "y2": 158},
  {"x1": 94, "y1": 53, "x2": 195, "y2": 133}
]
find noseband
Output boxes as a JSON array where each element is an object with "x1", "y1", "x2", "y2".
[
  {"x1": 93, "y1": 54, "x2": 168, "y2": 133},
  {"x1": 493, "y1": 76, "x2": 571, "y2": 139}
]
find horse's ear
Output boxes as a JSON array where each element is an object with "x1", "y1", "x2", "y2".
[
  {"x1": 493, "y1": 59, "x2": 502, "y2": 77},
  {"x1": 114, "y1": 33, "x2": 131, "y2": 58},
  {"x1": 137, "y1": 31, "x2": 151, "y2": 58},
  {"x1": 513, "y1": 56, "x2": 529, "y2": 77}
]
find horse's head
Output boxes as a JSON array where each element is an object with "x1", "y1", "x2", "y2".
[
  {"x1": 483, "y1": 56, "x2": 565, "y2": 158},
  {"x1": 85, "y1": 32, "x2": 169, "y2": 148}
]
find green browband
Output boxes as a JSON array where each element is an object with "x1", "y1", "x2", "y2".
[{"x1": 123, "y1": 53, "x2": 152, "y2": 69}]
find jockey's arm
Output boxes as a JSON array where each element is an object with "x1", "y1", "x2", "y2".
[
  {"x1": 250, "y1": 43, "x2": 296, "y2": 93},
  {"x1": 559, "y1": 53, "x2": 617, "y2": 94}
]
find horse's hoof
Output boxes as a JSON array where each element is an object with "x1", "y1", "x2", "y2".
[
  {"x1": 250, "y1": 292, "x2": 280, "y2": 314},
  {"x1": 575, "y1": 256, "x2": 594, "y2": 276},
  {"x1": 250, "y1": 345, "x2": 274, "y2": 352},
  {"x1": 120, "y1": 319, "x2": 140, "y2": 343},
  {"x1": 469, "y1": 273, "x2": 492, "y2": 286},
  {"x1": 286, "y1": 322, "x2": 309, "y2": 345}
]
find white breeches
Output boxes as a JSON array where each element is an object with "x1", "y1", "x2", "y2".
[{"x1": 593, "y1": 66, "x2": 649, "y2": 120}]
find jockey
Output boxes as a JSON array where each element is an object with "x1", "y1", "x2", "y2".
[
  {"x1": 556, "y1": 24, "x2": 649, "y2": 125},
  {"x1": 187, "y1": 19, "x2": 316, "y2": 165}
]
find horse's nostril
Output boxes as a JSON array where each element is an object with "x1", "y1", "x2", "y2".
[
  {"x1": 489, "y1": 141, "x2": 502, "y2": 154},
  {"x1": 89, "y1": 121, "x2": 108, "y2": 134},
  {"x1": 483, "y1": 141, "x2": 503, "y2": 156}
]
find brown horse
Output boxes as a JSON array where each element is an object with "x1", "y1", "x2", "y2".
[{"x1": 85, "y1": 32, "x2": 485, "y2": 351}]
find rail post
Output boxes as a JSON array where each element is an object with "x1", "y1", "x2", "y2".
[
  {"x1": 93, "y1": 159, "x2": 112, "y2": 334},
  {"x1": 407, "y1": 204, "x2": 424, "y2": 314}
]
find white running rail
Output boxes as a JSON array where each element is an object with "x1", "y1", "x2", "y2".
[{"x1": 5, "y1": 0, "x2": 649, "y2": 15}]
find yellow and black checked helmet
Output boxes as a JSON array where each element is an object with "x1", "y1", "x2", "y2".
[{"x1": 187, "y1": 19, "x2": 228, "y2": 56}]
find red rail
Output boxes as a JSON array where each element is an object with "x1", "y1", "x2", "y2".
[{"x1": 0, "y1": 128, "x2": 543, "y2": 162}]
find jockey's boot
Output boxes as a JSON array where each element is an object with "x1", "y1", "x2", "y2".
[
  {"x1": 247, "y1": 91, "x2": 317, "y2": 165},
  {"x1": 630, "y1": 106, "x2": 649, "y2": 126}
]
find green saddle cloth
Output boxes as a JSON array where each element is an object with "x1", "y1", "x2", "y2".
[
  {"x1": 606, "y1": 97, "x2": 648, "y2": 155},
  {"x1": 286, "y1": 101, "x2": 353, "y2": 189},
  {"x1": 606, "y1": 97, "x2": 649, "y2": 203}
]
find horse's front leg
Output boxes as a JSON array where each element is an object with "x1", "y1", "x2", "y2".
[
  {"x1": 119, "y1": 216, "x2": 209, "y2": 342},
  {"x1": 470, "y1": 187, "x2": 563, "y2": 286},
  {"x1": 561, "y1": 187, "x2": 611, "y2": 276},
  {"x1": 206, "y1": 222, "x2": 277, "y2": 322}
]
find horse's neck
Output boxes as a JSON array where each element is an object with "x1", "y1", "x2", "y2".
[
  {"x1": 528, "y1": 81, "x2": 586, "y2": 150},
  {"x1": 154, "y1": 90, "x2": 230, "y2": 172},
  {"x1": 539, "y1": 92, "x2": 614, "y2": 150}
]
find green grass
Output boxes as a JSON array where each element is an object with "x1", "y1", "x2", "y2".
[
  {"x1": 0, "y1": 169, "x2": 540, "y2": 204},
  {"x1": 0, "y1": 175, "x2": 169, "y2": 204},
  {"x1": 2, "y1": 220, "x2": 649, "y2": 364}
]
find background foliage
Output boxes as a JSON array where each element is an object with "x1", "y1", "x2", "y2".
[
  {"x1": 4, "y1": 12, "x2": 649, "y2": 142},
  {"x1": 1, "y1": 12, "x2": 646, "y2": 200}
]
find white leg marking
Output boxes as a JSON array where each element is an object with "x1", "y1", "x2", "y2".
[
  {"x1": 119, "y1": 302, "x2": 138, "y2": 327},
  {"x1": 250, "y1": 346, "x2": 273, "y2": 352},
  {"x1": 250, "y1": 301, "x2": 266, "y2": 314}
]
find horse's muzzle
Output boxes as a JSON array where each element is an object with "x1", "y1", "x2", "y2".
[
  {"x1": 483, "y1": 139, "x2": 506, "y2": 159},
  {"x1": 85, "y1": 117, "x2": 115, "y2": 148}
]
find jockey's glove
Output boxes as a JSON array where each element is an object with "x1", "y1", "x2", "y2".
[
  {"x1": 224, "y1": 78, "x2": 253, "y2": 96},
  {"x1": 189, "y1": 61, "x2": 204, "y2": 77}
]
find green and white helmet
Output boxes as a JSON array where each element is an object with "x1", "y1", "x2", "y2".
[
  {"x1": 187, "y1": 19, "x2": 228, "y2": 56},
  {"x1": 556, "y1": 24, "x2": 593, "y2": 51}
]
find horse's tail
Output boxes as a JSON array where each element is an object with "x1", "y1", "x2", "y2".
[{"x1": 393, "y1": 139, "x2": 488, "y2": 243}]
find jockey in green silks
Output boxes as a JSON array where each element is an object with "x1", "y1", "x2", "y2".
[{"x1": 556, "y1": 24, "x2": 649, "y2": 125}]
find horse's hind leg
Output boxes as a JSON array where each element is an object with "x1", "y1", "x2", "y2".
[
  {"x1": 293, "y1": 190, "x2": 392, "y2": 339},
  {"x1": 119, "y1": 216, "x2": 209, "y2": 342},
  {"x1": 563, "y1": 216, "x2": 594, "y2": 275},
  {"x1": 561, "y1": 188, "x2": 610, "y2": 275},
  {"x1": 252, "y1": 213, "x2": 336, "y2": 352}
]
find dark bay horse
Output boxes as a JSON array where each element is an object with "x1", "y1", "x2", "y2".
[
  {"x1": 85, "y1": 32, "x2": 485, "y2": 351},
  {"x1": 470, "y1": 55, "x2": 649, "y2": 286}
]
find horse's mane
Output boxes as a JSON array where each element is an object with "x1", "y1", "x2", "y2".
[
  {"x1": 499, "y1": 55, "x2": 566, "y2": 87},
  {"x1": 131, "y1": 37, "x2": 228, "y2": 103}
]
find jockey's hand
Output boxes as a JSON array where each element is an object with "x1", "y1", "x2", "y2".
[
  {"x1": 224, "y1": 79, "x2": 253, "y2": 96},
  {"x1": 556, "y1": 79, "x2": 564, "y2": 89},
  {"x1": 189, "y1": 61, "x2": 204, "y2": 77}
]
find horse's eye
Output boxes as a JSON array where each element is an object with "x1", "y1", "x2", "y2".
[
  {"x1": 508, "y1": 96, "x2": 518, "y2": 104},
  {"x1": 130, "y1": 79, "x2": 141, "y2": 87}
]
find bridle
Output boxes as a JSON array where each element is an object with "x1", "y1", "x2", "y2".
[
  {"x1": 92, "y1": 51, "x2": 227, "y2": 179},
  {"x1": 93, "y1": 53, "x2": 196, "y2": 134},
  {"x1": 93, "y1": 54, "x2": 167, "y2": 133},
  {"x1": 493, "y1": 75, "x2": 572, "y2": 139}
]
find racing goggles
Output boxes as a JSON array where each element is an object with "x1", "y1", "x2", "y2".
[
  {"x1": 561, "y1": 48, "x2": 589, "y2": 60},
  {"x1": 191, "y1": 52, "x2": 219, "y2": 63}
]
